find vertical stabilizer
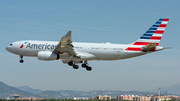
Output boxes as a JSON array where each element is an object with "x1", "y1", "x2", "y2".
[{"x1": 126, "y1": 18, "x2": 169, "y2": 51}]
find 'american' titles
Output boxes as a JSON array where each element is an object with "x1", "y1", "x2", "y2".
[{"x1": 26, "y1": 43, "x2": 57, "y2": 50}]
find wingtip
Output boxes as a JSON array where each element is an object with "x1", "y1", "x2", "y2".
[{"x1": 65, "y1": 31, "x2": 72, "y2": 37}]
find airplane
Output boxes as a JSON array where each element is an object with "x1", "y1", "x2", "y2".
[{"x1": 6, "y1": 18, "x2": 169, "y2": 71}]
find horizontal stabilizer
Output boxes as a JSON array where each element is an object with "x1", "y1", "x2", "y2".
[
  {"x1": 142, "y1": 43, "x2": 156, "y2": 52},
  {"x1": 163, "y1": 47, "x2": 172, "y2": 49}
]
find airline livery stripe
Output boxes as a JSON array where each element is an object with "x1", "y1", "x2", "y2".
[
  {"x1": 149, "y1": 28, "x2": 157, "y2": 30},
  {"x1": 155, "y1": 22, "x2": 161, "y2": 24},
  {"x1": 143, "y1": 34, "x2": 153, "y2": 36},
  {"x1": 140, "y1": 37, "x2": 151, "y2": 39},
  {"x1": 157, "y1": 28, "x2": 165, "y2": 30},
  {"x1": 20, "y1": 45, "x2": 24, "y2": 48},
  {"x1": 135, "y1": 39, "x2": 160, "y2": 43},
  {"x1": 150, "y1": 36, "x2": 162, "y2": 40},
  {"x1": 128, "y1": 45, "x2": 144, "y2": 47},
  {"x1": 125, "y1": 47, "x2": 141, "y2": 51},
  {"x1": 159, "y1": 19, "x2": 164, "y2": 21},
  {"x1": 154, "y1": 30, "x2": 164, "y2": 34},
  {"x1": 159, "y1": 24, "x2": 167, "y2": 27},
  {"x1": 146, "y1": 31, "x2": 155, "y2": 33},
  {"x1": 152, "y1": 25, "x2": 160, "y2": 27},
  {"x1": 161, "y1": 21, "x2": 168, "y2": 24},
  {"x1": 133, "y1": 42, "x2": 159, "y2": 46},
  {"x1": 134, "y1": 42, "x2": 150, "y2": 45},
  {"x1": 163, "y1": 19, "x2": 169, "y2": 21},
  {"x1": 152, "y1": 34, "x2": 163, "y2": 37}
]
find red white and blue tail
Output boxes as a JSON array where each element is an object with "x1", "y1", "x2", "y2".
[{"x1": 126, "y1": 18, "x2": 169, "y2": 51}]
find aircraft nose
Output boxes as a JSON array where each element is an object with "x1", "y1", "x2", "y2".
[
  {"x1": 6, "y1": 46, "x2": 14, "y2": 53},
  {"x1": 6, "y1": 46, "x2": 10, "y2": 52},
  {"x1": 6, "y1": 43, "x2": 19, "y2": 54}
]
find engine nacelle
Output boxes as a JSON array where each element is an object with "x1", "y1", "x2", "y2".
[{"x1": 37, "y1": 51, "x2": 59, "y2": 61}]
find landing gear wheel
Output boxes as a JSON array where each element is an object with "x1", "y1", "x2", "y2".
[
  {"x1": 86, "y1": 66, "x2": 92, "y2": 71},
  {"x1": 68, "y1": 61, "x2": 73, "y2": 66},
  {"x1": 82, "y1": 61, "x2": 88, "y2": 68},
  {"x1": 82, "y1": 61, "x2": 92, "y2": 71},
  {"x1": 19, "y1": 56, "x2": 24, "y2": 63},
  {"x1": 19, "y1": 60, "x2": 24, "y2": 63},
  {"x1": 73, "y1": 65, "x2": 79, "y2": 69}
]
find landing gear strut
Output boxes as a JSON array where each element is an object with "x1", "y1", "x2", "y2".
[
  {"x1": 19, "y1": 56, "x2": 24, "y2": 63},
  {"x1": 82, "y1": 61, "x2": 92, "y2": 71}
]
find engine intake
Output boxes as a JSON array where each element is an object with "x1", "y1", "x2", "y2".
[{"x1": 37, "y1": 51, "x2": 59, "y2": 61}]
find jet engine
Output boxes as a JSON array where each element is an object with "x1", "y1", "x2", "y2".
[{"x1": 37, "y1": 51, "x2": 59, "y2": 61}]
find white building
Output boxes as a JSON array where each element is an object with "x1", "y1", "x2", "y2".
[{"x1": 73, "y1": 97, "x2": 89, "y2": 100}]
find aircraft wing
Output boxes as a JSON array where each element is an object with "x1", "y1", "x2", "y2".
[
  {"x1": 54, "y1": 31, "x2": 77, "y2": 56},
  {"x1": 141, "y1": 43, "x2": 156, "y2": 52}
]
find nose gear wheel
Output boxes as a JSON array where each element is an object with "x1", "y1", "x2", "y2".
[{"x1": 19, "y1": 56, "x2": 24, "y2": 63}]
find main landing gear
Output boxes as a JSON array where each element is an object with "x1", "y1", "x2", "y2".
[
  {"x1": 68, "y1": 61, "x2": 92, "y2": 71},
  {"x1": 68, "y1": 61, "x2": 79, "y2": 69},
  {"x1": 82, "y1": 61, "x2": 92, "y2": 71},
  {"x1": 19, "y1": 56, "x2": 24, "y2": 63}
]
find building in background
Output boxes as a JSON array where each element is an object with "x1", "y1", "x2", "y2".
[
  {"x1": 139, "y1": 96, "x2": 151, "y2": 101},
  {"x1": 170, "y1": 96, "x2": 180, "y2": 101},
  {"x1": 151, "y1": 95, "x2": 172, "y2": 101},
  {"x1": 17, "y1": 98, "x2": 46, "y2": 100},
  {"x1": 73, "y1": 97, "x2": 88, "y2": 100},
  {"x1": 117, "y1": 95, "x2": 175, "y2": 101},
  {"x1": 94, "y1": 95, "x2": 111, "y2": 100},
  {"x1": 117, "y1": 95, "x2": 138, "y2": 101}
]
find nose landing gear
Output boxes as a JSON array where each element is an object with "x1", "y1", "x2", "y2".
[{"x1": 19, "y1": 56, "x2": 24, "y2": 63}]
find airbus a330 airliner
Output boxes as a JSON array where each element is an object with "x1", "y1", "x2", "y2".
[{"x1": 6, "y1": 18, "x2": 169, "y2": 71}]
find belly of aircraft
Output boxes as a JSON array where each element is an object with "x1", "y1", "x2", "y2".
[{"x1": 92, "y1": 52, "x2": 121, "y2": 60}]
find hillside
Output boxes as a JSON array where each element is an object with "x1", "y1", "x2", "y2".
[
  {"x1": 38, "y1": 90, "x2": 157, "y2": 98},
  {"x1": 15, "y1": 86, "x2": 42, "y2": 94},
  {"x1": 1, "y1": 81, "x2": 180, "y2": 99},
  {"x1": 150, "y1": 84, "x2": 180, "y2": 95},
  {"x1": 0, "y1": 81, "x2": 41, "y2": 98}
]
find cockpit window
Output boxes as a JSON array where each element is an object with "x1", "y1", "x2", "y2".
[{"x1": 10, "y1": 44, "x2": 13, "y2": 46}]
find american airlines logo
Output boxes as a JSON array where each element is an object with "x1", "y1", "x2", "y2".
[
  {"x1": 20, "y1": 41, "x2": 28, "y2": 48},
  {"x1": 26, "y1": 43, "x2": 57, "y2": 50}
]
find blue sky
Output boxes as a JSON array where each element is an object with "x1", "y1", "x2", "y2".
[{"x1": 0, "y1": 0, "x2": 180, "y2": 92}]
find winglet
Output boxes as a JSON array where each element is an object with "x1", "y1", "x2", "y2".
[
  {"x1": 65, "y1": 31, "x2": 71, "y2": 37},
  {"x1": 54, "y1": 31, "x2": 74, "y2": 55}
]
